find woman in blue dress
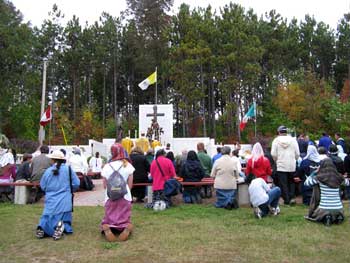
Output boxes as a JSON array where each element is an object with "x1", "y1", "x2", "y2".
[{"x1": 36, "y1": 150, "x2": 80, "y2": 240}]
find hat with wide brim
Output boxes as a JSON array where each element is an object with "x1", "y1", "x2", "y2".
[{"x1": 46, "y1": 150, "x2": 66, "y2": 160}]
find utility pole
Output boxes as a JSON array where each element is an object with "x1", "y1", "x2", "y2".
[{"x1": 38, "y1": 58, "x2": 48, "y2": 145}]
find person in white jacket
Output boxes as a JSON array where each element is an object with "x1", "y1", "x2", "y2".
[
  {"x1": 67, "y1": 148, "x2": 88, "y2": 176},
  {"x1": 271, "y1": 125, "x2": 300, "y2": 205}
]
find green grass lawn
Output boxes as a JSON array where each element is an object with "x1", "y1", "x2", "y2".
[{"x1": 0, "y1": 202, "x2": 350, "y2": 263}]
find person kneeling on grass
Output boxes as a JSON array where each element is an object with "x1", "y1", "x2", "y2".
[
  {"x1": 246, "y1": 174, "x2": 281, "y2": 219},
  {"x1": 210, "y1": 146, "x2": 240, "y2": 210},
  {"x1": 100, "y1": 143, "x2": 135, "y2": 242},
  {"x1": 304, "y1": 158, "x2": 349, "y2": 226},
  {"x1": 36, "y1": 150, "x2": 80, "y2": 240}
]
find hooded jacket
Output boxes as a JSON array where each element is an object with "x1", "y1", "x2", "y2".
[
  {"x1": 245, "y1": 156, "x2": 272, "y2": 182},
  {"x1": 181, "y1": 160, "x2": 205, "y2": 182},
  {"x1": 271, "y1": 135, "x2": 300, "y2": 172}
]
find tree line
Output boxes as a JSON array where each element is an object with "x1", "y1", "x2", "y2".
[{"x1": 2, "y1": 0, "x2": 350, "y2": 146}]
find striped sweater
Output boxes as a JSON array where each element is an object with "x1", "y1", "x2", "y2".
[{"x1": 305, "y1": 176, "x2": 349, "y2": 210}]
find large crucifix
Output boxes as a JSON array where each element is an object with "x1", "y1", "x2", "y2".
[{"x1": 146, "y1": 105, "x2": 165, "y2": 141}]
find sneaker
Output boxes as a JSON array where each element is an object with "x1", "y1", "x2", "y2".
[
  {"x1": 254, "y1": 207, "x2": 262, "y2": 219},
  {"x1": 274, "y1": 206, "x2": 280, "y2": 215},
  {"x1": 118, "y1": 223, "x2": 133, "y2": 242},
  {"x1": 36, "y1": 227, "x2": 45, "y2": 239},
  {"x1": 269, "y1": 206, "x2": 276, "y2": 215},
  {"x1": 53, "y1": 221, "x2": 65, "y2": 241},
  {"x1": 334, "y1": 214, "x2": 344, "y2": 224},
  {"x1": 289, "y1": 199, "x2": 296, "y2": 205},
  {"x1": 224, "y1": 203, "x2": 233, "y2": 210},
  {"x1": 205, "y1": 187, "x2": 212, "y2": 198},
  {"x1": 324, "y1": 215, "x2": 332, "y2": 227}
]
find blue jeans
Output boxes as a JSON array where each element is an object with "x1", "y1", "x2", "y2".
[
  {"x1": 268, "y1": 187, "x2": 281, "y2": 208},
  {"x1": 215, "y1": 189, "x2": 236, "y2": 208},
  {"x1": 259, "y1": 187, "x2": 281, "y2": 216}
]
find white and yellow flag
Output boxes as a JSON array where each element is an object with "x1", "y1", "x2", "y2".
[{"x1": 138, "y1": 71, "x2": 157, "y2": 90}]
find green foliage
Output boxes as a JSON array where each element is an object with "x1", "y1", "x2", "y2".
[
  {"x1": 3, "y1": 1, "x2": 350, "y2": 143},
  {"x1": 324, "y1": 98, "x2": 350, "y2": 134},
  {"x1": 258, "y1": 96, "x2": 294, "y2": 137},
  {"x1": 4, "y1": 101, "x2": 41, "y2": 140},
  {"x1": 105, "y1": 117, "x2": 117, "y2": 139}
]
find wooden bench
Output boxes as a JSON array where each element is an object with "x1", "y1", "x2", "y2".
[
  {"x1": 133, "y1": 178, "x2": 250, "y2": 205},
  {"x1": 0, "y1": 181, "x2": 40, "y2": 204},
  {"x1": 0, "y1": 182, "x2": 39, "y2": 187},
  {"x1": 132, "y1": 178, "x2": 215, "y2": 187},
  {"x1": 0, "y1": 173, "x2": 96, "y2": 204}
]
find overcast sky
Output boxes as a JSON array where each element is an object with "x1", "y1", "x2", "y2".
[{"x1": 11, "y1": 0, "x2": 350, "y2": 30}]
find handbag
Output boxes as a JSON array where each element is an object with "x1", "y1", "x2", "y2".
[{"x1": 156, "y1": 159, "x2": 182, "y2": 196}]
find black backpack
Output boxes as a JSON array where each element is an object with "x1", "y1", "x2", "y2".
[
  {"x1": 81, "y1": 175, "x2": 94, "y2": 191},
  {"x1": 107, "y1": 164, "x2": 127, "y2": 200}
]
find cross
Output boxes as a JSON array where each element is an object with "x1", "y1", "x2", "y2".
[{"x1": 146, "y1": 105, "x2": 165, "y2": 123}]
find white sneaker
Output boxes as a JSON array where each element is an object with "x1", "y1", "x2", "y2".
[
  {"x1": 275, "y1": 206, "x2": 280, "y2": 215},
  {"x1": 254, "y1": 207, "x2": 262, "y2": 219},
  {"x1": 269, "y1": 205, "x2": 280, "y2": 216}
]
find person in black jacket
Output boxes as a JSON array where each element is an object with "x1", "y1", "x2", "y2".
[
  {"x1": 130, "y1": 146, "x2": 150, "y2": 202},
  {"x1": 180, "y1": 150, "x2": 205, "y2": 204},
  {"x1": 15, "y1": 153, "x2": 33, "y2": 181},
  {"x1": 328, "y1": 144, "x2": 345, "y2": 175}
]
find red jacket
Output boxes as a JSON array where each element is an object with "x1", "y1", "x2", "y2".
[
  {"x1": 150, "y1": 156, "x2": 176, "y2": 191},
  {"x1": 245, "y1": 156, "x2": 272, "y2": 182}
]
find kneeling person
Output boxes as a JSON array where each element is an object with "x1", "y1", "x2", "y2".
[
  {"x1": 304, "y1": 158, "x2": 348, "y2": 226},
  {"x1": 36, "y1": 150, "x2": 80, "y2": 240},
  {"x1": 101, "y1": 144, "x2": 135, "y2": 242},
  {"x1": 247, "y1": 175, "x2": 281, "y2": 219},
  {"x1": 211, "y1": 146, "x2": 239, "y2": 209}
]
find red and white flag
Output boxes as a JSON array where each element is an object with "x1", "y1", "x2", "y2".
[{"x1": 40, "y1": 105, "x2": 52, "y2": 126}]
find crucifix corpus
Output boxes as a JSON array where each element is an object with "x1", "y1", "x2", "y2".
[{"x1": 146, "y1": 105, "x2": 165, "y2": 141}]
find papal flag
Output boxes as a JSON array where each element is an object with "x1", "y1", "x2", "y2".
[
  {"x1": 138, "y1": 71, "x2": 157, "y2": 90},
  {"x1": 239, "y1": 102, "x2": 256, "y2": 131}
]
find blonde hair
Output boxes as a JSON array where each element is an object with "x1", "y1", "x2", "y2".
[{"x1": 131, "y1": 146, "x2": 143, "y2": 154}]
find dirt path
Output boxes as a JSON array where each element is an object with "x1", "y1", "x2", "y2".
[
  {"x1": 72, "y1": 180, "x2": 216, "y2": 206},
  {"x1": 73, "y1": 179, "x2": 105, "y2": 206}
]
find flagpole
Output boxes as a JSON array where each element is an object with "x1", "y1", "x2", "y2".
[
  {"x1": 39, "y1": 58, "x2": 48, "y2": 145},
  {"x1": 155, "y1": 66, "x2": 158, "y2": 105},
  {"x1": 48, "y1": 119, "x2": 52, "y2": 147},
  {"x1": 254, "y1": 100, "x2": 257, "y2": 138}
]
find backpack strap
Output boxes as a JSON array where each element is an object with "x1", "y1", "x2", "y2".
[
  {"x1": 68, "y1": 165, "x2": 74, "y2": 212},
  {"x1": 156, "y1": 159, "x2": 166, "y2": 178},
  {"x1": 109, "y1": 162, "x2": 123, "y2": 172}
]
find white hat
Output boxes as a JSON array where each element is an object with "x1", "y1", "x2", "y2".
[{"x1": 46, "y1": 150, "x2": 65, "y2": 160}]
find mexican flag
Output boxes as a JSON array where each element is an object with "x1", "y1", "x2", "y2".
[{"x1": 239, "y1": 103, "x2": 256, "y2": 131}]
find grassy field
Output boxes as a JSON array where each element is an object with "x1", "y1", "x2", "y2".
[{"x1": 0, "y1": 202, "x2": 350, "y2": 263}]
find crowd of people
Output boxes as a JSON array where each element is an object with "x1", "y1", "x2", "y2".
[{"x1": 1, "y1": 125, "x2": 350, "y2": 242}]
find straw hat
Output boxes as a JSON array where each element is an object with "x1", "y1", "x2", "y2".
[{"x1": 46, "y1": 150, "x2": 66, "y2": 160}]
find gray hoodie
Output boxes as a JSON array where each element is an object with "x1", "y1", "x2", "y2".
[{"x1": 271, "y1": 135, "x2": 300, "y2": 172}]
